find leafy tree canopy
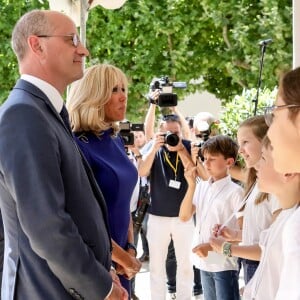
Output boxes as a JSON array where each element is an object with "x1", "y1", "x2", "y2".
[{"x1": 0, "y1": 0, "x2": 292, "y2": 122}]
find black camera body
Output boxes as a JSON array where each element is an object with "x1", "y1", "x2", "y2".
[
  {"x1": 162, "y1": 131, "x2": 180, "y2": 147},
  {"x1": 119, "y1": 121, "x2": 144, "y2": 145},
  {"x1": 149, "y1": 76, "x2": 187, "y2": 107}
]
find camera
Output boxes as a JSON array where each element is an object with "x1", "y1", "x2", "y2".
[
  {"x1": 119, "y1": 121, "x2": 144, "y2": 145},
  {"x1": 149, "y1": 76, "x2": 187, "y2": 107},
  {"x1": 162, "y1": 131, "x2": 180, "y2": 147},
  {"x1": 133, "y1": 185, "x2": 150, "y2": 233}
]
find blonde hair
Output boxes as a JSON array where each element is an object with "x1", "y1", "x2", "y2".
[
  {"x1": 12, "y1": 10, "x2": 52, "y2": 62},
  {"x1": 239, "y1": 115, "x2": 269, "y2": 205},
  {"x1": 66, "y1": 64, "x2": 128, "y2": 135}
]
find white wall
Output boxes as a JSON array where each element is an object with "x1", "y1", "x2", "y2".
[{"x1": 178, "y1": 91, "x2": 222, "y2": 120}]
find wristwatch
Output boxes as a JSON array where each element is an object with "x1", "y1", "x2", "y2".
[
  {"x1": 222, "y1": 242, "x2": 232, "y2": 257},
  {"x1": 126, "y1": 242, "x2": 137, "y2": 256}
]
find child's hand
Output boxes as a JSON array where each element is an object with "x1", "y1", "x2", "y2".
[
  {"x1": 192, "y1": 243, "x2": 212, "y2": 257},
  {"x1": 212, "y1": 224, "x2": 238, "y2": 241},
  {"x1": 212, "y1": 224, "x2": 222, "y2": 237},
  {"x1": 184, "y1": 166, "x2": 197, "y2": 185},
  {"x1": 209, "y1": 236, "x2": 226, "y2": 254},
  {"x1": 219, "y1": 226, "x2": 238, "y2": 241}
]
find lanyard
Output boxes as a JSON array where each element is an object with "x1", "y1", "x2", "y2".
[{"x1": 164, "y1": 151, "x2": 179, "y2": 180}]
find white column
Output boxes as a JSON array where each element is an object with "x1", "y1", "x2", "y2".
[
  {"x1": 80, "y1": 0, "x2": 88, "y2": 48},
  {"x1": 293, "y1": 0, "x2": 300, "y2": 68}
]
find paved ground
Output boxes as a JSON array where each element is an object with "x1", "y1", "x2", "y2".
[
  {"x1": 133, "y1": 237, "x2": 244, "y2": 299},
  {"x1": 134, "y1": 239, "x2": 204, "y2": 300},
  {"x1": 134, "y1": 259, "x2": 204, "y2": 300}
]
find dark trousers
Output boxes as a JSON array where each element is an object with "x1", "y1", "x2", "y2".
[
  {"x1": 140, "y1": 213, "x2": 149, "y2": 256},
  {"x1": 166, "y1": 239, "x2": 176, "y2": 293},
  {"x1": 193, "y1": 265, "x2": 202, "y2": 295},
  {"x1": 166, "y1": 239, "x2": 202, "y2": 294}
]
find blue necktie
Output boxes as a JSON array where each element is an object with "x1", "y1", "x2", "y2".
[{"x1": 60, "y1": 105, "x2": 72, "y2": 133}]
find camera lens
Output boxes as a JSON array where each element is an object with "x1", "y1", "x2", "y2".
[{"x1": 165, "y1": 133, "x2": 179, "y2": 146}]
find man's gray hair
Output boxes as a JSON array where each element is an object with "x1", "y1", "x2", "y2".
[{"x1": 11, "y1": 10, "x2": 52, "y2": 61}]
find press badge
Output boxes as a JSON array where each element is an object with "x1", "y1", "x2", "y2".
[{"x1": 169, "y1": 179, "x2": 181, "y2": 189}]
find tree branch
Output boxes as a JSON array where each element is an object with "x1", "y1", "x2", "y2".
[{"x1": 222, "y1": 25, "x2": 231, "y2": 49}]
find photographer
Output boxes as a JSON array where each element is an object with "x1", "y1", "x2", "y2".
[{"x1": 138, "y1": 113, "x2": 195, "y2": 300}]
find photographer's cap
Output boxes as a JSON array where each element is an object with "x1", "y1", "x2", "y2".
[{"x1": 194, "y1": 112, "x2": 215, "y2": 131}]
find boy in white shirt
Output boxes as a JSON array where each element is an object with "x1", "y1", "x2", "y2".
[{"x1": 179, "y1": 135, "x2": 243, "y2": 300}]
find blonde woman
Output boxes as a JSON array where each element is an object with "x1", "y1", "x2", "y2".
[{"x1": 67, "y1": 64, "x2": 141, "y2": 297}]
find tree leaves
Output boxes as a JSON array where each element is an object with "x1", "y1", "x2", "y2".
[{"x1": 0, "y1": 0, "x2": 292, "y2": 124}]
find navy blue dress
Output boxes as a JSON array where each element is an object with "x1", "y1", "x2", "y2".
[{"x1": 75, "y1": 129, "x2": 138, "y2": 293}]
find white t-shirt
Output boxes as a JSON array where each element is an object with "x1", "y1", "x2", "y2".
[
  {"x1": 242, "y1": 183, "x2": 279, "y2": 245},
  {"x1": 243, "y1": 207, "x2": 297, "y2": 300},
  {"x1": 275, "y1": 206, "x2": 300, "y2": 300},
  {"x1": 192, "y1": 175, "x2": 244, "y2": 272}
]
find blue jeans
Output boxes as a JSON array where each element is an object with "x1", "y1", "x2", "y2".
[
  {"x1": 240, "y1": 259, "x2": 259, "y2": 284},
  {"x1": 200, "y1": 270, "x2": 239, "y2": 300}
]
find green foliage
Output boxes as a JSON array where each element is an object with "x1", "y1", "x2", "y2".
[
  {"x1": 0, "y1": 0, "x2": 49, "y2": 103},
  {"x1": 219, "y1": 87, "x2": 278, "y2": 139},
  {"x1": 85, "y1": 0, "x2": 291, "y2": 121},
  {"x1": 0, "y1": 0, "x2": 292, "y2": 125}
]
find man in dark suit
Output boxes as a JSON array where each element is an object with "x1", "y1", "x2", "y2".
[{"x1": 0, "y1": 9, "x2": 127, "y2": 300}]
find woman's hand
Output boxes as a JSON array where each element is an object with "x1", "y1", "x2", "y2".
[{"x1": 116, "y1": 253, "x2": 142, "y2": 280}]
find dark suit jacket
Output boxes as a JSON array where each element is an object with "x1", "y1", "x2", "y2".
[{"x1": 0, "y1": 79, "x2": 112, "y2": 299}]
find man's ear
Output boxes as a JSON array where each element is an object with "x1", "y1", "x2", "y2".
[{"x1": 28, "y1": 35, "x2": 43, "y2": 56}]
